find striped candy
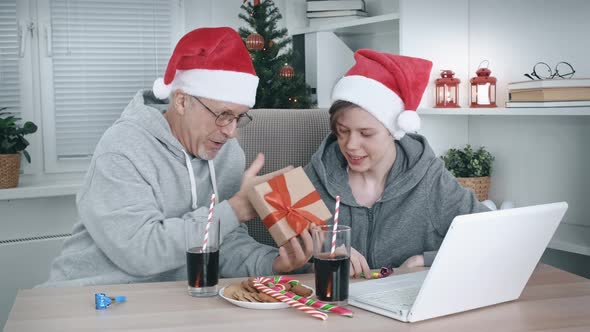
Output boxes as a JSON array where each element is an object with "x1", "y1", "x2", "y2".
[
  {"x1": 253, "y1": 278, "x2": 328, "y2": 321},
  {"x1": 266, "y1": 276, "x2": 353, "y2": 317}
]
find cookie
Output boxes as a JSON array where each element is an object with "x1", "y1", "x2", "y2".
[
  {"x1": 232, "y1": 289, "x2": 247, "y2": 301},
  {"x1": 241, "y1": 280, "x2": 257, "y2": 293},
  {"x1": 242, "y1": 291, "x2": 261, "y2": 303},
  {"x1": 291, "y1": 284, "x2": 312, "y2": 297},
  {"x1": 258, "y1": 292, "x2": 280, "y2": 303},
  {"x1": 223, "y1": 284, "x2": 242, "y2": 299}
]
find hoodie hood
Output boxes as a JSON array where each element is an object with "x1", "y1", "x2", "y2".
[
  {"x1": 308, "y1": 133, "x2": 437, "y2": 206},
  {"x1": 116, "y1": 90, "x2": 187, "y2": 161},
  {"x1": 116, "y1": 90, "x2": 219, "y2": 208},
  {"x1": 304, "y1": 131, "x2": 487, "y2": 269}
]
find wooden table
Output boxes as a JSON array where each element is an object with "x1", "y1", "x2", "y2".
[{"x1": 4, "y1": 264, "x2": 590, "y2": 332}]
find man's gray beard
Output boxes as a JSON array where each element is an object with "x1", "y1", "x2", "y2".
[{"x1": 197, "y1": 148, "x2": 215, "y2": 161}]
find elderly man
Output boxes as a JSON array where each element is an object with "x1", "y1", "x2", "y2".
[{"x1": 40, "y1": 27, "x2": 311, "y2": 287}]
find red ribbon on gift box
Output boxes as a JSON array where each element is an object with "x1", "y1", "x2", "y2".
[{"x1": 262, "y1": 174, "x2": 325, "y2": 234}]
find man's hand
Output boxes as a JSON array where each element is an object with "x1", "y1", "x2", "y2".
[
  {"x1": 399, "y1": 254, "x2": 424, "y2": 268},
  {"x1": 349, "y1": 247, "x2": 371, "y2": 279},
  {"x1": 272, "y1": 228, "x2": 313, "y2": 274},
  {"x1": 229, "y1": 153, "x2": 293, "y2": 222}
]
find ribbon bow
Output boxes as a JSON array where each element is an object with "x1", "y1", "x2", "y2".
[{"x1": 262, "y1": 174, "x2": 325, "y2": 234}]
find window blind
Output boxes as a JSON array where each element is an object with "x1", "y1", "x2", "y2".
[
  {"x1": 0, "y1": 0, "x2": 20, "y2": 118},
  {"x1": 50, "y1": 0, "x2": 172, "y2": 159}
]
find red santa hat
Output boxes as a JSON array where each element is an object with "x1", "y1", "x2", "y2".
[
  {"x1": 331, "y1": 49, "x2": 432, "y2": 139},
  {"x1": 153, "y1": 27, "x2": 259, "y2": 107}
]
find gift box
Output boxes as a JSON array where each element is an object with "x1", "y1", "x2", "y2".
[{"x1": 248, "y1": 167, "x2": 332, "y2": 246}]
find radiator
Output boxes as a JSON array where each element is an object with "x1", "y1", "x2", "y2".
[{"x1": 0, "y1": 234, "x2": 70, "y2": 329}]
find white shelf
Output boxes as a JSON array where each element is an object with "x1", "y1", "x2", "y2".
[
  {"x1": 418, "y1": 107, "x2": 590, "y2": 116},
  {"x1": 0, "y1": 173, "x2": 84, "y2": 200},
  {"x1": 548, "y1": 223, "x2": 590, "y2": 256},
  {"x1": 291, "y1": 13, "x2": 400, "y2": 36}
]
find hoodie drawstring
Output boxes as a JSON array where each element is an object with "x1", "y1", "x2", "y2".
[
  {"x1": 182, "y1": 150, "x2": 198, "y2": 209},
  {"x1": 208, "y1": 160, "x2": 219, "y2": 204},
  {"x1": 182, "y1": 150, "x2": 219, "y2": 210}
]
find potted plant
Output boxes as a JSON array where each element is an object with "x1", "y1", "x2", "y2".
[
  {"x1": 441, "y1": 144, "x2": 494, "y2": 201},
  {"x1": 0, "y1": 107, "x2": 38, "y2": 189}
]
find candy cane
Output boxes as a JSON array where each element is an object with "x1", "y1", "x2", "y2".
[{"x1": 252, "y1": 278, "x2": 327, "y2": 321}]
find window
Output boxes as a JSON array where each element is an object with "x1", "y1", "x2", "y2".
[
  {"x1": 40, "y1": 0, "x2": 181, "y2": 172},
  {"x1": 0, "y1": 0, "x2": 38, "y2": 174},
  {"x1": 1, "y1": 0, "x2": 182, "y2": 174},
  {"x1": 0, "y1": 1, "x2": 20, "y2": 117}
]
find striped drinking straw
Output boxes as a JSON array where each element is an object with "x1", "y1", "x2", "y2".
[
  {"x1": 202, "y1": 193, "x2": 215, "y2": 251},
  {"x1": 330, "y1": 195, "x2": 340, "y2": 256}
]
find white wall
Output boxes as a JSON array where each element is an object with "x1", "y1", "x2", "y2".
[
  {"x1": 402, "y1": 0, "x2": 590, "y2": 230},
  {"x1": 403, "y1": 0, "x2": 590, "y2": 109},
  {"x1": 184, "y1": 0, "x2": 289, "y2": 32}
]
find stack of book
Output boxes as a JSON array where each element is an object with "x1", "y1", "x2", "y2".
[
  {"x1": 506, "y1": 78, "x2": 590, "y2": 108},
  {"x1": 306, "y1": 0, "x2": 368, "y2": 27}
]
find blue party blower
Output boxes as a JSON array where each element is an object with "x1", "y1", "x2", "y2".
[{"x1": 95, "y1": 293, "x2": 127, "y2": 310}]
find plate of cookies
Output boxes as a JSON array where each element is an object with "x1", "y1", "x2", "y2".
[{"x1": 219, "y1": 278, "x2": 314, "y2": 310}]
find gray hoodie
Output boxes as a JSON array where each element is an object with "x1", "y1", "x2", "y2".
[
  {"x1": 39, "y1": 90, "x2": 278, "y2": 287},
  {"x1": 304, "y1": 133, "x2": 489, "y2": 268}
]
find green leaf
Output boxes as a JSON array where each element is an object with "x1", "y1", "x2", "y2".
[
  {"x1": 0, "y1": 110, "x2": 37, "y2": 162},
  {"x1": 441, "y1": 144, "x2": 494, "y2": 177},
  {"x1": 23, "y1": 150, "x2": 31, "y2": 163}
]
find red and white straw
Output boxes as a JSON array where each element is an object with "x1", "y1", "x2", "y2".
[
  {"x1": 330, "y1": 195, "x2": 340, "y2": 256},
  {"x1": 202, "y1": 193, "x2": 215, "y2": 251},
  {"x1": 252, "y1": 278, "x2": 328, "y2": 321}
]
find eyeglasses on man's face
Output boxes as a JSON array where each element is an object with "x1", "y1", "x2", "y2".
[
  {"x1": 189, "y1": 95, "x2": 252, "y2": 128},
  {"x1": 524, "y1": 61, "x2": 575, "y2": 80}
]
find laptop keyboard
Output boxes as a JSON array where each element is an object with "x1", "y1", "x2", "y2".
[
  {"x1": 354, "y1": 286, "x2": 420, "y2": 311},
  {"x1": 349, "y1": 270, "x2": 429, "y2": 315}
]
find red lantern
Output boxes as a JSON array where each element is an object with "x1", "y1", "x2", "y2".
[
  {"x1": 246, "y1": 33, "x2": 264, "y2": 51},
  {"x1": 470, "y1": 63, "x2": 497, "y2": 108},
  {"x1": 434, "y1": 70, "x2": 460, "y2": 108},
  {"x1": 279, "y1": 64, "x2": 295, "y2": 79}
]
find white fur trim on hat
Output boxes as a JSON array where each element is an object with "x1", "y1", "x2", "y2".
[
  {"x1": 154, "y1": 69, "x2": 259, "y2": 107},
  {"x1": 332, "y1": 75, "x2": 410, "y2": 139}
]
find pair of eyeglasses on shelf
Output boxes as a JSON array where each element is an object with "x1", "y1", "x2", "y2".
[
  {"x1": 190, "y1": 95, "x2": 253, "y2": 128},
  {"x1": 524, "y1": 61, "x2": 575, "y2": 80}
]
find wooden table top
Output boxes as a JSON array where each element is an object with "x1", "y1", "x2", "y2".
[{"x1": 4, "y1": 264, "x2": 590, "y2": 332}]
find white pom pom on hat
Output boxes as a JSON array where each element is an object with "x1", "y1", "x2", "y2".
[
  {"x1": 397, "y1": 110, "x2": 421, "y2": 133},
  {"x1": 331, "y1": 49, "x2": 432, "y2": 139},
  {"x1": 152, "y1": 27, "x2": 259, "y2": 107},
  {"x1": 152, "y1": 77, "x2": 171, "y2": 100}
]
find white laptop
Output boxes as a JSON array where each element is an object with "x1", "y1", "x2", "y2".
[{"x1": 348, "y1": 202, "x2": 568, "y2": 322}]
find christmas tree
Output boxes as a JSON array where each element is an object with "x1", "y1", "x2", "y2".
[{"x1": 239, "y1": 0, "x2": 313, "y2": 108}]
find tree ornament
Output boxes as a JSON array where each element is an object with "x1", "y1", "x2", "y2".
[
  {"x1": 238, "y1": 0, "x2": 313, "y2": 108},
  {"x1": 279, "y1": 63, "x2": 295, "y2": 79},
  {"x1": 242, "y1": 0, "x2": 260, "y2": 6},
  {"x1": 246, "y1": 33, "x2": 265, "y2": 51}
]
